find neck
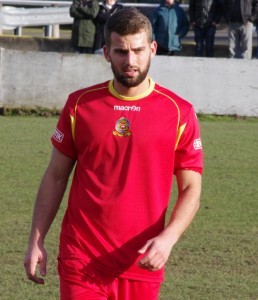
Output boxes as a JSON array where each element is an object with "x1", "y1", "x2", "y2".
[
  {"x1": 113, "y1": 78, "x2": 150, "y2": 98},
  {"x1": 106, "y1": 1, "x2": 116, "y2": 5},
  {"x1": 166, "y1": 1, "x2": 175, "y2": 7}
]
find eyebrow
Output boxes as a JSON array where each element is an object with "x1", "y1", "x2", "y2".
[{"x1": 114, "y1": 46, "x2": 146, "y2": 52}]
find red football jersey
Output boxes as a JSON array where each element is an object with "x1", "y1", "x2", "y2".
[{"x1": 51, "y1": 79, "x2": 203, "y2": 282}]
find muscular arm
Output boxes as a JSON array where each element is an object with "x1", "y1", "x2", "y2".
[
  {"x1": 24, "y1": 147, "x2": 75, "y2": 284},
  {"x1": 138, "y1": 170, "x2": 202, "y2": 271}
]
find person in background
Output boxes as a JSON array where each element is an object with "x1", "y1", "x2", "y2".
[
  {"x1": 24, "y1": 8, "x2": 203, "y2": 300},
  {"x1": 255, "y1": 18, "x2": 258, "y2": 58},
  {"x1": 152, "y1": 0, "x2": 190, "y2": 56},
  {"x1": 70, "y1": 0, "x2": 99, "y2": 54},
  {"x1": 189, "y1": 0, "x2": 224, "y2": 57},
  {"x1": 224, "y1": 0, "x2": 258, "y2": 59},
  {"x1": 94, "y1": 0, "x2": 123, "y2": 54}
]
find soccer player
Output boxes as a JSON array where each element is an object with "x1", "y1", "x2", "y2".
[{"x1": 24, "y1": 8, "x2": 203, "y2": 300}]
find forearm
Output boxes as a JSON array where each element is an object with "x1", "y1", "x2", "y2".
[
  {"x1": 24, "y1": 148, "x2": 74, "y2": 283},
  {"x1": 28, "y1": 168, "x2": 69, "y2": 247},
  {"x1": 138, "y1": 171, "x2": 201, "y2": 271},
  {"x1": 162, "y1": 181, "x2": 201, "y2": 246}
]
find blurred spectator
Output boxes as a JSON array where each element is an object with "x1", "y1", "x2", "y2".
[
  {"x1": 255, "y1": 19, "x2": 258, "y2": 58},
  {"x1": 189, "y1": 0, "x2": 224, "y2": 57},
  {"x1": 70, "y1": 0, "x2": 99, "y2": 54},
  {"x1": 224, "y1": 0, "x2": 258, "y2": 59},
  {"x1": 94, "y1": 0, "x2": 124, "y2": 54},
  {"x1": 152, "y1": 0, "x2": 189, "y2": 56}
]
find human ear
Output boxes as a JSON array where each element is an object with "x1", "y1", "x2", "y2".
[
  {"x1": 103, "y1": 45, "x2": 111, "y2": 62},
  {"x1": 150, "y1": 40, "x2": 157, "y2": 57}
]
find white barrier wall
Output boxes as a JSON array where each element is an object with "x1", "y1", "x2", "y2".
[
  {"x1": 150, "y1": 56, "x2": 258, "y2": 116},
  {"x1": 0, "y1": 48, "x2": 257, "y2": 116}
]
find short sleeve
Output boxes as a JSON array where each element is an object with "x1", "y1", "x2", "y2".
[
  {"x1": 51, "y1": 96, "x2": 77, "y2": 160},
  {"x1": 174, "y1": 106, "x2": 203, "y2": 174}
]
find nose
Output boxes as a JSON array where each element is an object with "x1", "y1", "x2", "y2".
[{"x1": 124, "y1": 50, "x2": 136, "y2": 66}]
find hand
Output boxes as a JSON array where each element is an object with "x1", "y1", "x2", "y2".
[
  {"x1": 24, "y1": 244, "x2": 47, "y2": 284},
  {"x1": 137, "y1": 234, "x2": 174, "y2": 272}
]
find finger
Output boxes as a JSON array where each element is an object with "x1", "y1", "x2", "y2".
[
  {"x1": 39, "y1": 256, "x2": 47, "y2": 277},
  {"x1": 140, "y1": 254, "x2": 165, "y2": 272},
  {"x1": 138, "y1": 253, "x2": 158, "y2": 270},
  {"x1": 139, "y1": 244, "x2": 167, "y2": 270},
  {"x1": 138, "y1": 240, "x2": 153, "y2": 254},
  {"x1": 148, "y1": 255, "x2": 165, "y2": 271},
  {"x1": 138, "y1": 242, "x2": 158, "y2": 266},
  {"x1": 28, "y1": 273, "x2": 45, "y2": 284},
  {"x1": 24, "y1": 260, "x2": 45, "y2": 284}
]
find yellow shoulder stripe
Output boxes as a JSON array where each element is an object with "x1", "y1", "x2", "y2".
[
  {"x1": 70, "y1": 113, "x2": 76, "y2": 141},
  {"x1": 70, "y1": 85, "x2": 108, "y2": 141},
  {"x1": 175, "y1": 123, "x2": 186, "y2": 150}
]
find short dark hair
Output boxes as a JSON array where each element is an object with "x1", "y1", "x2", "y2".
[{"x1": 104, "y1": 8, "x2": 153, "y2": 47}]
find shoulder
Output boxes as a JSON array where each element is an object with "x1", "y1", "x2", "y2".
[
  {"x1": 112, "y1": 3, "x2": 124, "y2": 12},
  {"x1": 99, "y1": 4, "x2": 107, "y2": 11},
  {"x1": 175, "y1": 3, "x2": 185, "y2": 12},
  {"x1": 116, "y1": 4, "x2": 124, "y2": 9},
  {"x1": 154, "y1": 4, "x2": 166, "y2": 11},
  {"x1": 153, "y1": 83, "x2": 193, "y2": 112},
  {"x1": 68, "y1": 81, "x2": 110, "y2": 104}
]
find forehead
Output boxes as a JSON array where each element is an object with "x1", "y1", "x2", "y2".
[{"x1": 109, "y1": 31, "x2": 149, "y2": 49}]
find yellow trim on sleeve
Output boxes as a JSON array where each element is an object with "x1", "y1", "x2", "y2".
[
  {"x1": 175, "y1": 123, "x2": 187, "y2": 150},
  {"x1": 70, "y1": 112, "x2": 76, "y2": 141}
]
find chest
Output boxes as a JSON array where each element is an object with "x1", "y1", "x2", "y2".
[{"x1": 73, "y1": 96, "x2": 180, "y2": 160}]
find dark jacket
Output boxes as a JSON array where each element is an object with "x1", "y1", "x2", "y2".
[
  {"x1": 189, "y1": 0, "x2": 224, "y2": 27},
  {"x1": 94, "y1": 2, "x2": 123, "y2": 50},
  {"x1": 152, "y1": 1, "x2": 190, "y2": 51},
  {"x1": 224, "y1": 0, "x2": 258, "y2": 24},
  {"x1": 70, "y1": 0, "x2": 99, "y2": 48}
]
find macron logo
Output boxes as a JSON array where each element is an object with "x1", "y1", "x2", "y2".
[
  {"x1": 53, "y1": 128, "x2": 64, "y2": 143},
  {"x1": 193, "y1": 138, "x2": 202, "y2": 150},
  {"x1": 114, "y1": 105, "x2": 141, "y2": 112}
]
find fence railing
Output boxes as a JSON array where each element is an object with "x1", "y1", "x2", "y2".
[
  {"x1": 0, "y1": 6, "x2": 72, "y2": 36},
  {"x1": 0, "y1": 0, "x2": 72, "y2": 6},
  {"x1": 0, "y1": 1, "x2": 162, "y2": 7}
]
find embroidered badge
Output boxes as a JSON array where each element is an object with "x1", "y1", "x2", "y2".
[
  {"x1": 193, "y1": 138, "x2": 202, "y2": 150},
  {"x1": 113, "y1": 117, "x2": 132, "y2": 137},
  {"x1": 53, "y1": 128, "x2": 64, "y2": 143}
]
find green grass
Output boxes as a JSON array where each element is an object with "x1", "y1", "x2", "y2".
[{"x1": 0, "y1": 116, "x2": 258, "y2": 300}]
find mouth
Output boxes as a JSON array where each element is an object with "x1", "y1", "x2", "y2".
[{"x1": 123, "y1": 67, "x2": 138, "y2": 77}]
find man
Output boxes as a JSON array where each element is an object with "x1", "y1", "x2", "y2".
[
  {"x1": 224, "y1": 0, "x2": 258, "y2": 59},
  {"x1": 70, "y1": 0, "x2": 99, "y2": 54},
  {"x1": 255, "y1": 18, "x2": 258, "y2": 58},
  {"x1": 152, "y1": 0, "x2": 189, "y2": 56},
  {"x1": 189, "y1": 0, "x2": 223, "y2": 57},
  {"x1": 94, "y1": 0, "x2": 123, "y2": 54},
  {"x1": 24, "y1": 8, "x2": 203, "y2": 300}
]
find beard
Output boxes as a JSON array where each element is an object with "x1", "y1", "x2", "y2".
[{"x1": 110, "y1": 57, "x2": 151, "y2": 88}]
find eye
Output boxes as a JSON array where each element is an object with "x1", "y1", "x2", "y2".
[{"x1": 115, "y1": 49, "x2": 127, "y2": 55}]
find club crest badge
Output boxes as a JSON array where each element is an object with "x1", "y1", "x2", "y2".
[{"x1": 113, "y1": 117, "x2": 132, "y2": 137}]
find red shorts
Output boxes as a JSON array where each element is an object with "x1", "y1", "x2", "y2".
[{"x1": 58, "y1": 258, "x2": 162, "y2": 300}]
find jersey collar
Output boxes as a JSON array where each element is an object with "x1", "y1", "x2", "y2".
[{"x1": 108, "y1": 78, "x2": 155, "y2": 101}]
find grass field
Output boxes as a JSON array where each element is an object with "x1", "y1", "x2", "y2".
[{"x1": 0, "y1": 116, "x2": 258, "y2": 300}]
